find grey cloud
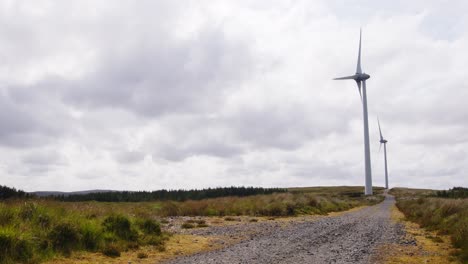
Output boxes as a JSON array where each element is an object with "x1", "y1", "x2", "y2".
[
  {"x1": 0, "y1": 75, "x2": 79, "y2": 150},
  {"x1": 0, "y1": 86, "x2": 67, "y2": 148},
  {"x1": 227, "y1": 104, "x2": 355, "y2": 150},
  {"x1": 155, "y1": 140, "x2": 243, "y2": 162},
  {"x1": 22, "y1": 150, "x2": 67, "y2": 166},
  {"x1": 114, "y1": 151, "x2": 146, "y2": 164},
  {"x1": 63, "y1": 27, "x2": 253, "y2": 117}
]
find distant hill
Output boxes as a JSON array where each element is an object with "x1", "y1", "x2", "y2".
[{"x1": 31, "y1": 189, "x2": 118, "y2": 197}]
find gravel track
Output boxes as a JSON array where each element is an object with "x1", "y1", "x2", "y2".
[{"x1": 166, "y1": 194, "x2": 406, "y2": 264}]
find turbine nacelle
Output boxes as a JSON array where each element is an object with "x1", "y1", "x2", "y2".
[
  {"x1": 380, "y1": 139, "x2": 387, "y2": 144},
  {"x1": 356, "y1": 73, "x2": 370, "y2": 81}
]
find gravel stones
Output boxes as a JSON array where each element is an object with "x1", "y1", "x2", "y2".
[{"x1": 166, "y1": 195, "x2": 404, "y2": 264}]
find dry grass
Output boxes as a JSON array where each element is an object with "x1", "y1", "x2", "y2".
[
  {"x1": 45, "y1": 234, "x2": 219, "y2": 264},
  {"x1": 373, "y1": 205, "x2": 460, "y2": 264},
  {"x1": 389, "y1": 187, "x2": 468, "y2": 263}
]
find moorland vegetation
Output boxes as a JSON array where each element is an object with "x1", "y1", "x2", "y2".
[{"x1": 392, "y1": 187, "x2": 468, "y2": 262}]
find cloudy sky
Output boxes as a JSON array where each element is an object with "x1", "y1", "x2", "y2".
[{"x1": 1, "y1": 0, "x2": 467, "y2": 192}]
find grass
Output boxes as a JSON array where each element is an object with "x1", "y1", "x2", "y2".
[
  {"x1": 0, "y1": 201, "x2": 167, "y2": 263},
  {"x1": 391, "y1": 187, "x2": 468, "y2": 262},
  {"x1": 374, "y1": 204, "x2": 459, "y2": 264},
  {"x1": 0, "y1": 186, "x2": 384, "y2": 263}
]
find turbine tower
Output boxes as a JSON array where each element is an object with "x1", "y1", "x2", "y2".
[
  {"x1": 334, "y1": 29, "x2": 373, "y2": 195},
  {"x1": 378, "y1": 119, "x2": 389, "y2": 189}
]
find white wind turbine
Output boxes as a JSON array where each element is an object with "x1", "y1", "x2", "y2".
[
  {"x1": 378, "y1": 119, "x2": 389, "y2": 189},
  {"x1": 334, "y1": 29, "x2": 373, "y2": 195}
]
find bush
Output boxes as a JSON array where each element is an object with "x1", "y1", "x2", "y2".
[
  {"x1": 81, "y1": 222, "x2": 103, "y2": 251},
  {"x1": 0, "y1": 206, "x2": 15, "y2": 226},
  {"x1": 102, "y1": 244, "x2": 120, "y2": 257},
  {"x1": 19, "y1": 202, "x2": 38, "y2": 221},
  {"x1": 0, "y1": 229, "x2": 34, "y2": 263},
  {"x1": 49, "y1": 222, "x2": 81, "y2": 255},
  {"x1": 102, "y1": 215, "x2": 137, "y2": 241},
  {"x1": 181, "y1": 222, "x2": 195, "y2": 229},
  {"x1": 137, "y1": 252, "x2": 148, "y2": 258},
  {"x1": 161, "y1": 202, "x2": 180, "y2": 216},
  {"x1": 264, "y1": 202, "x2": 286, "y2": 216},
  {"x1": 138, "y1": 219, "x2": 161, "y2": 235},
  {"x1": 0, "y1": 229, "x2": 15, "y2": 261},
  {"x1": 13, "y1": 238, "x2": 34, "y2": 263},
  {"x1": 36, "y1": 213, "x2": 51, "y2": 229}
]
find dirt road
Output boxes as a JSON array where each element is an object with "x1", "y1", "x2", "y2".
[{"x1": 166, "y1": 194, "x2": 405, "y2": 264}]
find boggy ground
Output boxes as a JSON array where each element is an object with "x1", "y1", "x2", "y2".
[{"x1": 166, "y1": 194, "x2": 407, "y2": 264}]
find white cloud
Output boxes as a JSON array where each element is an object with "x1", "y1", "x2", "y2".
[{"x1": 0, "y1": 0, "x2": 467, "y2": 191}]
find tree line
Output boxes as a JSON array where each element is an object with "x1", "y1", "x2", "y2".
[
  {"x1": 435, "y1": 187, "x2": 468, "y2": 199},
  {"x1": 54, "y1": 186, "x2": 288, "y2": 202},
  {"x1": 0, "y1": 185, "x2": 33, "y2": 199}
]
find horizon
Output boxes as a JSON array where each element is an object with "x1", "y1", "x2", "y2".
[{"x1": 18, "y1": 184, "x2": 450, "y2": 193}]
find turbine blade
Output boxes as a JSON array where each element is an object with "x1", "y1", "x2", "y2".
[
  {"x1": 379, "y1": 142, "x2": 382, "y2": 153},
  {"x1": 356, "y1": 80, "x2": 362, "y2": 101},
  {"x1": 378, "y1": 118, "x2": 383, "y2": 140},
  {"x1": 333, "y1": 75, "x2": 357, "y2": 80},
  {"x1": 356, "y1": 28, "x2": 362, "y2": 74}
]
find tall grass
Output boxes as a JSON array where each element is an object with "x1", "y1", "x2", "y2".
[
  {"x1": 0, "y1": 202, "x2": 166, "y2": 263},
  {"x1": 393, "y1": 188, "x2": 468, "y2": 262}
]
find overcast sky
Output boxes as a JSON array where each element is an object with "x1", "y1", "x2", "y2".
[{"x1": 1, "y1": 0, "x2": 467, "y2": 192}]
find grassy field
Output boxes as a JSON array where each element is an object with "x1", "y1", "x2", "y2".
[
  {"x1": 0, "y1": 186, "x2": 384, "y2": 263},
  {"x1": 391, "y1": 187, "x2": 468, "y2": 262}
]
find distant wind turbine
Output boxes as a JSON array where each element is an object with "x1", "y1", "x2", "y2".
[
  {"x1": 378, "y1": 119, "x2": 389, "y2": 189},
  {"x1": 334, "y1": 29, "x2": 373, "y2": 195}
]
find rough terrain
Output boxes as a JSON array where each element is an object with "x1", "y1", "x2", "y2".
[{"x1": 166, "y1": 194, "x2": 408, "y2": 264}]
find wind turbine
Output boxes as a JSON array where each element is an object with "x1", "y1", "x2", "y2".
[
  {"x1": 378, "y1": 119, "x2": 389, "y2": 189},
  {"x1": 334, "y1": 29, "x2": 373, "y2": 195}
]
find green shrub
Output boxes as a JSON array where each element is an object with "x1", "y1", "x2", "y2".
[
  {"x1": 181, "y1": 222, "x2": 195, "y2": 229},
  {"x1": 0, "y1": 206, "x2": 15, "y2": 226},
  {"x1": 19, "y1": 202, "x2": 38, "y2": 221},
  {"x1": 205, "y1": 208, "x2": 219, "y2": 216},
  {"x1": 161, "y1": 202, "x2": 180, "y2": 216},
  {"x1": 49, "y1": 222, "x2": 81, "y2": 255},
  {"x1": 81, "y1": 222, "x2": 103, "y2": 251},
  {"x1": 102, "y1": 215, "x2": 137, "y2": 241},
  {"x1": 264, "y1": 202, "x2": 286, "y2": 216},
  {"x1": 13, "y1": 238, "x2": 34, "y2": 263},
  {"x1": 36, "y1": 213, "x2": 52, "y2": 229},
  {"x1": 102, "y1": 244, "x2": 120, "y2": 257},
  {"x1": 0, "y1": 229, "x2": 35, "y2": 263},
  {"x1": 137, "y1": 219, "x2": 161, "y2": 235},
  {"x1": 0, "y1": 229, "x2": 15, "y2": 261}
]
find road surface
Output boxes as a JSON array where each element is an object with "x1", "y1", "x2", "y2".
[{"x1": 166, "y1": 194, "x2": 405, "y2": 264}]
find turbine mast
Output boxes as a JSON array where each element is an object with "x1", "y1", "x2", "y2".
[
  {"x1": 362, "y1": 81, "x2": 373, "y2": 195},
  {"x1": 378, "y1": 119, "x2": 389, "y2": 189},
  {"x1": 384, "y1": 143, "x2": 389, "y2": 189}
]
